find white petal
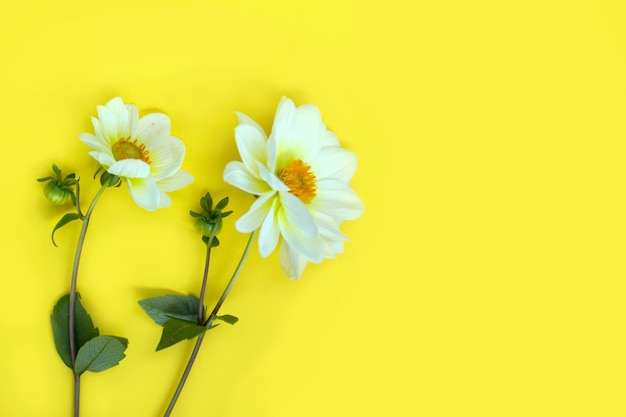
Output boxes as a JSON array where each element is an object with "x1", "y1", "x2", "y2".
[
  {"x1": 279, "y1": 241, "x2": 308, "y2": 280},
  {"x1": 322, "y1": 236, "x2": 344, "y2": 259},
  {"x1": 310, "y1": 147, "x2": 357, "y2": 183},
  {"x1": 322, "y1": 130, "x2": 340, "y2": 147},
  {"x1": 258, "y1": 198, "x2": 280, "y2": 257},
  {"x1": 314, "y1": 212, "x2": 349, "y2": 242},
  {"x1": 270, "y1": 97, "x2": 297, "y2": 146},
  {"x1": 279, "y1": 219, "x2": 325, "y2": 263},
  {"x1": 111, "y1": 100, "x2": 137, "y2": 139},
  {"x1": 157, "y1": 171, "x2": 194, "y2": 192},
  {"x1": 315, "y1": 214, "x2": 348, "y2": 258},
  {"x1": 235, "y1": 123, "x2": 268, "y2": 175},
  {"x1": 158, "y1": 191, "x2": 172, "y2": 208},
  {"x1": 136, "y1": 113, "x2": 172, "y2": 147},
  {"x1": 104, "y1": 97, "x2": 125, "y2": 111},
  {"x1": 88, "y1": 151, "x2": 116, "y2": 168},
  {"x1": 235, "y1": 192, "x2": 276, "y2": 233},
  {"x1": 108, "y1": 159, "x2": 151, "y2": 178},
  {"x1": 126, "y1": 103, "x2": 139, "y2": 137},
  {"x1": 278, "y1": 191, "x2": 317, "y2": 238},
  {"x1": 267, "y1": 133, "x2": 278, "y2": 173},
  {"x1": 98, "y1": 98, "x2": 134, "y2": 142},
  {"x1": 127, "y1": 176, "x2": 160, "y2": 211},
  {"x1": 96, "y1": 106, "x2": 121, "y2": 143},
  {"x1": 91, "y1": 117, "x2": 113, "y2": 146},
  {"x1": 79, "y1": 132, "x2": 110, "y2": 154},
  {"x1": 256, "y1": 161, "x2": 290, "y2": 192},
  {"x1": 270, "y1": 99, "x2": 325, "y2": 171},
  {"x1": 268, "y1": 97, "x2": 298, "y2": 170},
  {"x1": 291, "y1": 104, "x2": 325, "y2": 153},
  {"x1": 224, "y1": 161, "x2": 271, "y2": 195},
  {"x1": 235, "y1": 111, "x2": 268, "y2": 140},
  {"x1": 312, "y1": 179, "x2": 364, "y2": 220},
  {"x1": 148, "y1": 136, "x2": 185, "y2": 180}
]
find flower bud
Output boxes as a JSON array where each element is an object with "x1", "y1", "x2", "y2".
[
  {"x1": 195, "y1": 217, "x2": 222, "y2": 238},
  {"x1": 37, "y1": 164, "x2": 78, "y2": 206},
  {"x1": 190, "y1": 192, "x2": 232, "y2": 247},
  {"x1": 100, "y1": 171, "x2": 121, "y2": 187},
  {"x1": 44, "y1": 181, "x2": 71, "y2": 205}
]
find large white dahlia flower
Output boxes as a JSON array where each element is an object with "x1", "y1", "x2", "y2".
[
  {"x1": 79, "y1": 97, "x2": 193, "y2": 210},
  {"x1": 224, "y1": 97, "x2": 364, "y2": 279}
]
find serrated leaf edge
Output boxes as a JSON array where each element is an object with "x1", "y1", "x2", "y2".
[{"x1": 74, "y1": 335, "x2": 128, "y2": 375}]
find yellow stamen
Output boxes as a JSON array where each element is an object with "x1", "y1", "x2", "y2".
[
  {"x1": 112, "y1": 137, "x2": 151, "y2": 164},
  {"x1": 279, "y1": 159, "x2": 317, "y2": 204}
]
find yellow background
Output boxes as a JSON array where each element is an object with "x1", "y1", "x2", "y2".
[{"x1": 1, "y1": 0, "x2": 625, "y2": 415}]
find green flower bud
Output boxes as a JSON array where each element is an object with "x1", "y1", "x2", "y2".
[
  {"x1": 195, "y1": 217, "x2": 222, "y2": 238},
  {"x1": 44, "y1": 181, "x2": 71, "y2": 205},
  {"x1": 100, "y1": 171, "x2": 121, "y2": 187},
  {"x1": 190, "y1": 192, "x2": 233, "y2": 247},
  {"x1": 37, "y1": 164, "x2": 78, "y2": 206}
]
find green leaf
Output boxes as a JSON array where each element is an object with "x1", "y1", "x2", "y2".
[
  {"x1": 52, "y1": 163, "x2": 62, "y2": 178},
  {"x1": 215, "y1": 314, "x2": 239, "y2": 325},
  {"x1": 52, "y1": 213, "x2": 81, "y2": 247},
  {"x1": 156, "y1": 318, "x2": 207, "y2": 351},
  {"x1": 189, "y1": 210, "x2": 204, "y2": 219},
  {"x1": 215, "y1": 197, "x2": 229, "y2": 210},
  {"x1": 200, "y1": 193, "x2": 212, "y2": 213},
  {"x1": 36, "y1": 176, "x2": 54, "y2": 182},
  {"x1": 93, "y1": 166, "x2": 104, "y2": 179},
  {"x1": 221, "y1": 210, "x2": 233, "y2": 218},
  {"x1": 74, "y1": 335, "x2": 128, "y2": 374},
  {"x1": 138, "y1": 294, "x2": 202, "y2": 326},
  {"x1": 50, "y1": 294, "x2": 100, "y2": 369},
  {"x1": 74, "y1": 302, "x2": 100, "y2": 349}
]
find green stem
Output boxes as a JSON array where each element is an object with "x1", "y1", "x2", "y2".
[
  {"x1": 68, "y1": 184, "x2": 107, "y2": 417},
  {"x1": 75, "y1": 180, "x2": 84, "y2": 218},
  {"x1": 163, "y1": 230, "x2": 257, "y2": 417},
  {"x1": 74, "y1": 374, "x2": 80, "y2": 417},
  {"x1": 197, "y1": 213, "x2": 220, "y2": 324},
  {"x1": 203, "y1": 230, "x2": 255, "y2": 327},
  {"x1": 197, "y1": 243, "x2": 212, "y2": 325}
]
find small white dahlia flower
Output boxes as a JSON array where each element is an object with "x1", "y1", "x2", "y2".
[
  {"x1": 79, "y1": 97, "x2": 193, "y2": 210},
  {"x1": 224, "y1": 97, "x2": 364, "y2": 279}
]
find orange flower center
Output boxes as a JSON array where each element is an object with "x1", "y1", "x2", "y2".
[
  {"x1": 112, "y1": 137, "x2": 151, "y2": 164},
  {"x1": 279, "y1": 159, "x2": 317, "y2": 204}
]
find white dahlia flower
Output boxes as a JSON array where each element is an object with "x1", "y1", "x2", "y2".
[
  {"x1": 224, "y1": 97, "x2": 364, "y2": 279},
  {"x1": 79, "y1": 97, "x2": 193, "y2": 210}
]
